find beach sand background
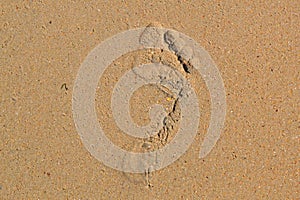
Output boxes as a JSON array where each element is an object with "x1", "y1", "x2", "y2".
[{"x1": 1, "y1": 0, "x2": 299, "y2": 199}]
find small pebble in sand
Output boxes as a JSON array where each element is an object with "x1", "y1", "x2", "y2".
[{"x1": 141, "y1": 142, "x2": 152, "y2": 150}]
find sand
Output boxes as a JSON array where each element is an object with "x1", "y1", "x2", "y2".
[{"x1": 1, "y1": 0, "x2": 299, "y2": 199}]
